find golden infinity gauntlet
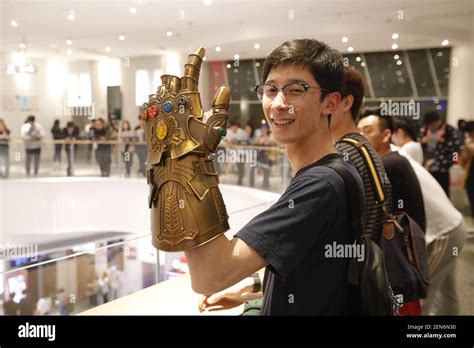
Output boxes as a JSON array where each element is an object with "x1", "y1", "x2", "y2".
[{"x1": 141, "y1": 47, "x2": 231, "y2": 252}]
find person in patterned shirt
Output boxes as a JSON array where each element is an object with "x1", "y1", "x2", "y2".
[{"x1": 420, "y1": 111, "x2": 461, "y2": 197}]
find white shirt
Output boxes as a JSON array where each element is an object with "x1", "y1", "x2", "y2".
[
  {"x1": 21, "y1": 122, "x2": 45, "y2": 150},
  {"x1": 391, "y1": 145, "x2": 463, "y2": 244},
  {"x1": 36, "y1": 297, "x2": 52, "y2": 315},
  {"x1": 401, "y1": 141, "x2": 423, "y2": 165}
]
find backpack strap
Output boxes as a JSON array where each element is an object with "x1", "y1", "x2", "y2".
[
  {"x1": 325, "y1": 162, "x2": 364, "y2": 240},
  {"x1": 338, "y1": 137, "x2": 386, "y2": 205}
]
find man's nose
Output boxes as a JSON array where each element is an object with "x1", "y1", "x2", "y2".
[{"x1": 271, "y1": 92, "x2": 289, "y2": 110}]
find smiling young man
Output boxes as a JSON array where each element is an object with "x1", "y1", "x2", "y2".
[{"x1": 184, "y1": 39, "x2": 365, "y2": 315}]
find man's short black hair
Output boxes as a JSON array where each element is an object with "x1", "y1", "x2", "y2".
[
  {"x1": 341, "y1": 67, "x2": 365, "y2": 121},
  {"x1": 262, "y1": 38, "x2": 344, "y2": 102},
  {"x1": 27, "y1": 115, "x2": 35, "y2": 122},
  {"x1": 359, "y1": 107, "x2": 394, "y2": 133},
  {"x1": 393, "y1": 119, "x2": 417, "y2": 141},
  {"x1": 423, "y1": 111, "x2": 441, "y2": 126}
]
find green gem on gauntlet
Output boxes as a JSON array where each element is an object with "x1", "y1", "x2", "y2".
[{"x1": 141, "y1": 47, "x2": 231, "y2": 252}]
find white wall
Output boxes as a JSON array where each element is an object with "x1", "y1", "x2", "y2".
[
  {"x1": 0, "y1": 51, "x2": 215, "y2": 145},
  {"x1": 447, "y1": 33, "x2": 474, "y2": 123}
]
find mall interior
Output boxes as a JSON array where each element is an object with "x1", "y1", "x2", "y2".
[{"x1": 0, "y1": 0, "x2": 473, "y2": 316}]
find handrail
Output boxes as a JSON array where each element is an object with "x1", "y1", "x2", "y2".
[{"x1": 3, "y1": 139, "x2": 285, "y2": 151}]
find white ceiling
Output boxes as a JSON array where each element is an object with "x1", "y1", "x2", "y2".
[{"x1": 1, "y1": 0, "x2": 473, "y2": 62}]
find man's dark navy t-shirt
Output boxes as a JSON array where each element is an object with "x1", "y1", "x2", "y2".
[{"x1": 235, "y1": 153, "x2": 365, "y2": 315}]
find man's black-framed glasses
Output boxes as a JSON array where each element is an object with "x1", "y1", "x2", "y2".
[{"x1": 255, "y1": 82, "x2": 328, "y2": 104}]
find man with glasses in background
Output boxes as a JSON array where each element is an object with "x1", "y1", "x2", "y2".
[{"x1": 184, "y1": 39, "x2": 365, "y2": 315}]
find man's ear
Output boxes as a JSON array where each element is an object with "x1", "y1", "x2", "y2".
[
  {"x1": 342, "y1": 95, "x2": 354, "y2": 113},
  {"x1": 322, "y1": 92, "x2": 341, "y2": 116},
  {"x1": 382, "y1": 129, "x2": 392, "y2": 144}
]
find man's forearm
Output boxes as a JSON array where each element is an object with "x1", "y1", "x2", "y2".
[{"x1": 184, "y1": 235, "x2": 267, "y2": 295}]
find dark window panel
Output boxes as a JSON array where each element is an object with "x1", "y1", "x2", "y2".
[
  {"x1": 365, "y1": 51, "x2": 413, "y2": 98},
  {"x1": 430, "y1": 47, "x2": 451, "y2": 97},
  {"x1": 407, "y1": 49, "x2": 437, "y2": 97}
]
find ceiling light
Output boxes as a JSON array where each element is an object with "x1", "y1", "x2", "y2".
[
  {"x1": 397, "y1": 60, "x2": 402, "y2": 65},
  {"x1": 254, "y1": 43, "x2": 260, "y2": 49},
  {"x1": 361, "y1": 62, "x2": 366, "y2": 67},
  {"x1": 19, "y1": 42, "x2": 26, "y2": 49},
  {"x1": 394, "y1": 54, "x2": 399, "y2": 60},
  {"x1": 391, "y1": 43, "x2": 398, "y2": 50},
  {"x1": 67, "y1": 49, "x2": 73, "y2": 55},
  {"x1": 129, "y1": 7, "x2": 137, "y2": 14},
  {"x1": 204, "y1": 0, "x2": 212, "y2": 6},
  {"x1": 356, "y1": 56, "x2": 361, "y2": 62},
  {"x1": 118, "y1": 35, "x2": 125, "y2": 41},
  {"x1": 392, "y1": 33, "x2": 399, "y2": 40},
  {"x1": 347, "y1": 47, "x2": 354, "y2": 52},
  {"x1": 10, "y1": 20, "x2": 18, "y2": 27},
  {"x1": 105, "y1": 46, "x2": 111, "y2": 52},
  {"x1": 441, "y1": 39, "x2": 449, "y2": 46},
  {"x1": 215, "y1": 46, "x2": 221, "y2": 52},
  {"x1": 66, "y1": 39, "x2": 73, "y2": 45},
  {"x1": 203, "y1": 57, "x2": 207, "y2": 61},
  {"x1": 226, "y1": 64, "x2": 231, "y2": 69},
  {"x1": 341, "y1": 36, "x2": 348, "y2": 43},
  {"x1": 166, "y1": 31, "x2": 173, "y2": 37},
  {"x1": 67, "y1": 10, "x2": 75, "y2": 21}
]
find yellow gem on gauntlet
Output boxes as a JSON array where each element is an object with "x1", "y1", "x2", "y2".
[
  {"x1": 141, "y1": 47, "x2": 231, "y2": 252},
  {"x1": 156, "y1": 120, "x2": 168, "y2": 141}
]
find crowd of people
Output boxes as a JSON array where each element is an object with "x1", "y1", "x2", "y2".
[
  {"x1": 0, "y1": 116, "x2": 148, "y2": 178},
  {"x1": 2, "y1": 287, "x2": 74, "y2": 316}
]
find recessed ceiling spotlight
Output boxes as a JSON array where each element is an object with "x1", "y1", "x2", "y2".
[
  {"x1": 10, "y1": 20, "x2": 18, "y2": 27},
  {"x1": 66, "y1": 39, "x2": 73, "y2": 45},
  {"x1": 441, "y1": 39, "x2": 449, "y2": 46},
  {"x1": 118, "y1": 35, "x2": 125, "y2": 41},
  {"x1": 204, "y1": 0, "x2": 212, "y2": 6},
  {"x1": 166, "y1": 31, "x2": 173, "y2": 37},
  {"x1": 348, "y1": 46, "x2": 354, "y2": 52},
  {"x1": 342, "y1": 37, "x2": 348, "y2": 43},
  {"x1": 105, "y1": 46, "x2": 111, "y2": 52},
  {"x1": 392, "y1": 33, "x2": 399, "y2": 40},
  {"x1": 67, "y1": 10, "x2": 75, "y2": 21},
  {"x1": 254, "y1": 43, "x2": 260, "y2": 49},
  {"x1": 391, "y1": 43, "x2": 398, "y2": 50},
  {"x1": 129, "y1": 7, "x2": 137, "y2": 14},
  {"x1": 215, "y1": 46, "x2": 221, "y2": 52}
]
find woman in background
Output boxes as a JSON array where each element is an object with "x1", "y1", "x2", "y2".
[
  {"x1": 0, "y1": 118, "x2": 11, "y2": 178},
  {"x1": 119, "y1": 120, "x2": 136, "y2": 177},
  {"x1": 51, "y1": 119, "x2": 63, "y2": 163}
]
